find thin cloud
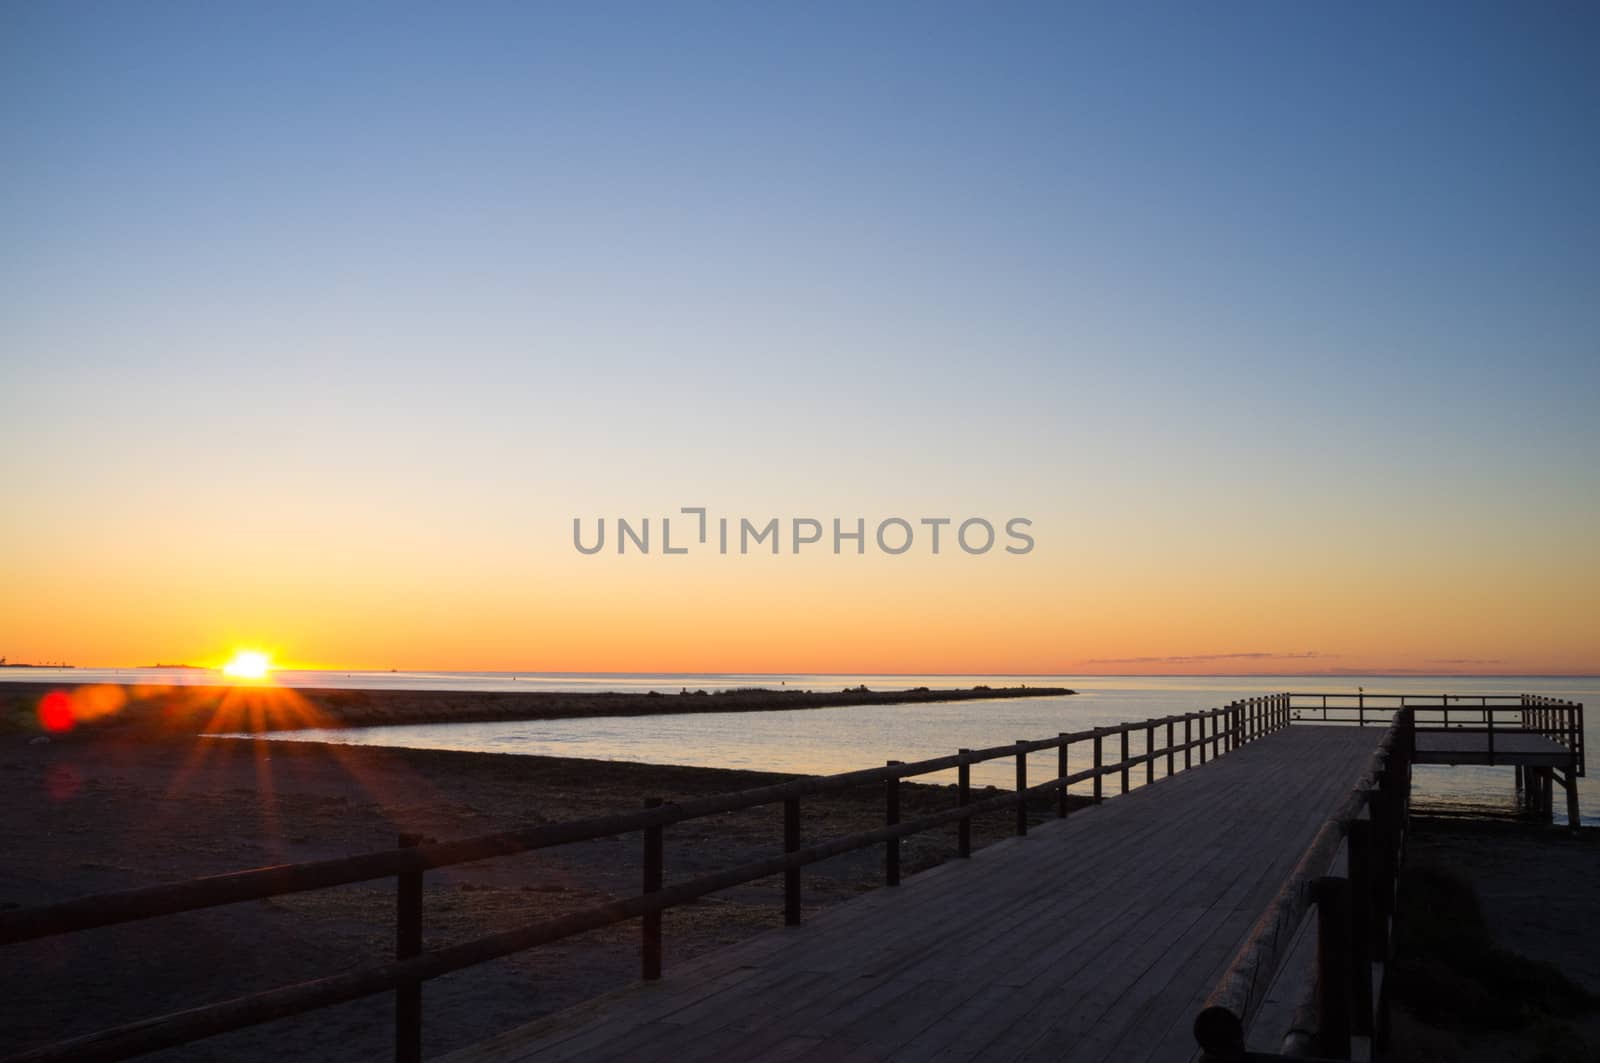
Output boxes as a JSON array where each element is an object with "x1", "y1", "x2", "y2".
[{"x1": 1085, "y1": 651, "x2": 1325, "y2": 665}]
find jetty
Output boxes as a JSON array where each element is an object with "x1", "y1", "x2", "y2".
[{"x1": 0, "y1": 693, "x2": 1583, "y2": 1063}]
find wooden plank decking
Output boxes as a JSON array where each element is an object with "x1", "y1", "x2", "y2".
[
  {"x1": 444, "y1": 726, "x2": 1386, "y2": 1063},
  {"x1": 1414, "y1": 730, "x2": 1573, "y2": 767}
]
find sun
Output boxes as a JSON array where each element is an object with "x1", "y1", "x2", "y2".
[{"x1": 222, "y1": 649, "x2": 274, "y2": 680}]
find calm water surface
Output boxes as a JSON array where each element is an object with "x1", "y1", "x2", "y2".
[{"x1": 214, "y1": 673, "x2": 1597, "y2": 826}]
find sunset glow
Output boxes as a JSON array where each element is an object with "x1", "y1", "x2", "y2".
[
  {"x1": 1, "y1": 5, "x2": 1596, "y2": 678},
  {"x1": 222, "y1": 650, "x2": 274, "y2": 681}
]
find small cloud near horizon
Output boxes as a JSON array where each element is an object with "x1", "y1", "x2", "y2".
[
  {"x1": 1084, "y1": 651, "x2": 1326, "y2": 665},
  {"x1": 1427, "y1": 658, "x2": 1505, "y2": 666}
]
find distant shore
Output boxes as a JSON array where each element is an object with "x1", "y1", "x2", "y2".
[{"x1": 0, "y1": 681, "x2": 1074, "y2": 737}]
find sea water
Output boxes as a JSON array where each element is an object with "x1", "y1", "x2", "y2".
[{"x1": 36, "y1": 670, "x2": 1573, "y2": 825}]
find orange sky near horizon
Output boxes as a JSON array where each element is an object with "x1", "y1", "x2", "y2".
[
  {"x1": 5, "y1": 502, "x2": 1596, "y2": 676},
  {"x1": 5, "y1": 6, "x2": 1599, "y2": 680}
]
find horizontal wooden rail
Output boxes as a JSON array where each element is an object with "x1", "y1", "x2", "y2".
[
  {"x1": 2, "y1": 694, "x2": 1298, "y2": 1063},
  {"x1": 1286, "y1": 692, "x2": 1543, "y2": 704}
]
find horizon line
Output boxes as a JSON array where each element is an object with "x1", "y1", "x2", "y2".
[{"x1": 4, "y1": 666, "x2": 1597, "y2": 681}]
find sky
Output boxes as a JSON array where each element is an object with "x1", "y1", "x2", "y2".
[{"x1": 2, "y1": 2, "x2": 1597, "y2": 675}]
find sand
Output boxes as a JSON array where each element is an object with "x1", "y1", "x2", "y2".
[
  {"x1": 1385, "y1": 818, "x2": 1600, "y2": 1062},
  {"x1": 0, "y1": 732, "x2": 1066, "y2": 1062}
]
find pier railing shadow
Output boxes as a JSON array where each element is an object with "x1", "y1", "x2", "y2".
[{"x1": 0, "y1": 696, "x2": 1299, "y2": 1063}]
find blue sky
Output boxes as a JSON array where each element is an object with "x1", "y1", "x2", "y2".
[{"x1": 2, "y1": 2, "x2": 1597, "y2": 670}]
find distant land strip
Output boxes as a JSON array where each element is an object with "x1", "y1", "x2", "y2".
[{"x1": 0, "y1": 682, "x2": 1074, "y2": 737}]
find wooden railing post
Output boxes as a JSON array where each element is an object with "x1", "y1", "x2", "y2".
[
  {"x1": 1120, "y1": 728, "x2": 1131, "y2": 794},
  {"x1": 1369, "y1": 776, "x2": 1392, "y2": 961},
  {"x1": 1185, "y1": 715, "x2": 1193, "y2": 770},
  {"x1": 1346, "y1": 815, "x2": 1375, "y2": 1038},
  {"x1": 886, "y1": 761, "x2": 902, "y2": 885},
  {"x1": 1314, "y1": 876, "x2": 1353, "y2": 1059},
  {"x1": 1200, "y1": 713, "x2": 1209, "y2": 765},
  {"x1": 1093, "y1": 731, "x2": 1104, "y2": 803},
  {"x1": 1015, "y1": 741, "x2": 1029, "y2": 836},
  {"x1": 957, "y1": 749, "x2": 972, "y2": 857},
  {"x1": 1145, "y1": 723, "x2": 1155, "y2": 786},
  {"x1": 642, "y1": 798, "x2": 663, "y2": 980},
  {"x1": 1057, "y1": 736, "x2": 1069, "y2": 818},
  {"x1": 395, "y1": 833, "x2": 423, "y2": 1063},
  {"x1": 1572, "y1": 703, "x2": 1583, "y2": 771},
  {"x1": 783, "y1": 797, "x2": 801, "y2": 926},
  {"x1": 1568, "y1": 756, "x2": 1582, "y2": 830},
  {"x1": 1166, "y1": 719, "x2": 1175, "y2": 777}
]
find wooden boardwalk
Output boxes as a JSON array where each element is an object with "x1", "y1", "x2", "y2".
[{"x1": 445, "y1": 726, "x2": 1386, "y2": 1063}]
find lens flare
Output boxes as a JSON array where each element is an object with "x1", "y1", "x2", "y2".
[{"x1": 38, "y1": 691, "x2": 74, "y2": 732}]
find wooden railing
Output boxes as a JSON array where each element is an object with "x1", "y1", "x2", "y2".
[
  {"x1": 0, "y1": 695, "x2": 1294, "y2": 1063},
  {"x1": 1194, "y1": 709, "x2": 1415, "y2": 1062},
  {"x1": 1288, "y1": 692, "x2": 1583, "y2": 776}
]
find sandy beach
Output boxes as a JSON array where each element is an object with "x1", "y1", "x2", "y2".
[
  {"x1": 0, "y1": 730, "x2": 1071, "y2": 1062},
  {"x1": 1387, "y1": 818, "x2": 1600, "y2": 1061}
]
